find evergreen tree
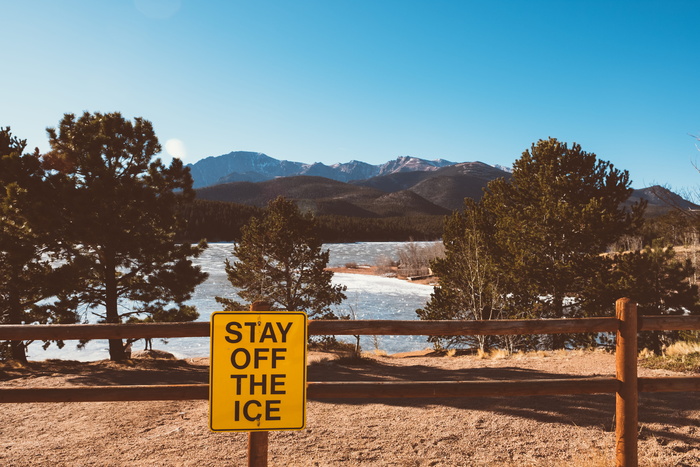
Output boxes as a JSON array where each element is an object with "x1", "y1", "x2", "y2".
[
  {"x1": 45, "y1": 112, "x2": 208, "y2": 361},
  {"x1": 482, "y1": 138, "x2": 645, "y2": 347},
  {"x1": 217, "y1": 196, "x2": 346, "y2": 317},
  {"x1": 0, "y1": 127, "x2": 78, "y2": 363},
  {"x1": 421, "y1": 138, "x2": 648, "y2": 351},
  {"x1": 611, "y1": 246, "x2": 699, "y2": 353}
]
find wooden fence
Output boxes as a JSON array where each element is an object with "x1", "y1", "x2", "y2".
[{"x1": 2, "y1": 298, "x2": 700, "y2": 466}]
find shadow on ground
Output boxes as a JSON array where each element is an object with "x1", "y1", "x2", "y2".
[
  {"x1": 307, "y1": 355, "x2": 700, "y2": 447},
  {"x1": 2, "y1": 355, "x2": 699, "y2": 448}
]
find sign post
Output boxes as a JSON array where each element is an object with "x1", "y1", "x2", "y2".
[{"x1": 210, "y1": 303, "x2": 307, "y2": 465}]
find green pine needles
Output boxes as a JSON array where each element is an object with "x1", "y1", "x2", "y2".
[
  {"x1": 217, "y1": 196, "x2": 346, "y2": 318},
  {"x1": 419, "y1": 138, "x2": 697, "y2": 352},
  {"x1": 1, "y1": 112, "x2": 209, "y2": 362}
]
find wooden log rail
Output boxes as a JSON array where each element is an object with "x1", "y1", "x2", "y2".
[
  {"x1": 2, "y1": 315, "x2": 698, "y2": 342},
  {"x1": 3, "y1": 302, "x2": 700, "y2": 467},
  {"x1": 3, "y1": 376, "x2": 700, "y2": 404}
]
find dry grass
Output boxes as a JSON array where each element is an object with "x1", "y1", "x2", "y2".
[
  {"x1": 489, "y1": 348, "x2": 511, "y2": 359},
  {"x1": 663, "y1": 340, "x2": 700, "y2": 356},
  {"x1": 539, "y1": 447, "x2": 612, "y2": 467},
  {"x1": 475, "y1": 348, "x2": 511, "y2": 359},
  {"x1": 472, "y1": 348, "x2": 608, "y2": 362},
  {"x1": 639, "y1": 341, "x2": 700, "y2": 373}
]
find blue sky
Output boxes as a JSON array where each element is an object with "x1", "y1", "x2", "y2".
[{"x1": 2, "y1": 0, "x2": 699, "y2": 191}]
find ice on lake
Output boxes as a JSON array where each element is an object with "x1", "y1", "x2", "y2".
[{"x1": 25, "y1": 242, "x2": 438, "y2": 361}]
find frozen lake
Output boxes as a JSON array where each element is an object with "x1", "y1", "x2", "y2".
[{"x1": 26, "y1": 242, "x2": 438, "y2": 361}]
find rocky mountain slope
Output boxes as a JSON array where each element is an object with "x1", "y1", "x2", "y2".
[
  {"x1": 187, "y1": 152, "x2": 456, "y2": 188},
  {"x1": 351, "y1": 161, "x2": 510, "y2": 211},
  {"x1": 194, "y1": 161, "x2": 510, "y2": 216}
]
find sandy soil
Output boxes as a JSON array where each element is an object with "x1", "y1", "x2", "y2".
[{"x1": 1, "y1": 349, "x2": 699, "y2": 466}]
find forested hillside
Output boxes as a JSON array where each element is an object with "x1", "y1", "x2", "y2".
[
  {"x1": 178, "y1": 199, "x2": 444, "y2": 243},
  {"x1": 194, "y1": 175, "x2": 451, "y2": 218}
]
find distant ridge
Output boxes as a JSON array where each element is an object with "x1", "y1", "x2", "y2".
[
  {"x1": 187, "y1": 152, "x2": 458, "y2": 188},
  {"x1": 626, "y1": 185, "x2": 700, "y2": 217},
  {"x1": 194, "y1": 162, "x2": 509, "y2": 217},
  {"x1": 187, "y1": 151, "x2": 303, "y2": 188},
  {"x1": 188, "y1": 151, "x2": 696, "y2": 220},
  {"x1": 351, "y1": 161, "x2": 511, "y2": 210}
]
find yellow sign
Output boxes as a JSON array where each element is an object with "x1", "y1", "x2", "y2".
[{"x1": 209, "y1": 311, "x2": 307, "y2": 432}]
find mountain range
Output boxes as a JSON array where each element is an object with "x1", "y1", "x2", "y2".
[
  {"x1": 187, "y1": 151, "x2": 460, "y2": 188},
  {"x1": 189, "y1": 152, "x2": 696, "y2": 217}
]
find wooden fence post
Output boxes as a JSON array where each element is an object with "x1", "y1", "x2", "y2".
[
  {"x1": 248, "y1": 431, "x2": 269, "y2": 467},
  {"x1": 615, "y1": 298, "x2": 638, "y2": 467},
  {"x1": 248, "y1": 301, "x2": 271, "y2": 467}
]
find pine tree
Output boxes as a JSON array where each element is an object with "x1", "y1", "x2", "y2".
[
  {"x1": 0, "y1": 127, "x2": 78, "y2": 363},
  {"x1": 422, "y1": 138, "x2": 647, "y2": 351},
  {"x1": 482, "y1": 138, "x2": 645, "y2": 347},
  {"x1": 611, "y1": 246, "x2": 699, "y2": 353},
  {"x1": 45, "y1": 112, "x2": 208, "y2": 361},
  {"x1": 217, "y1": 196, "x2": 346, "y2": 317}
]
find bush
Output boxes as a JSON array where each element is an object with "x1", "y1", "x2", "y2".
[
  {"x1": 397, "y1": 241, "x2": 444, "y2": 277},
  {"x1": 375, "y1": 255, "x2": 397, "y2": 275}
]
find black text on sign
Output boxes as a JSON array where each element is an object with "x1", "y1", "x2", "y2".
[{"x1": 209, "y1": 311, "x2": 307, "y2": 432}]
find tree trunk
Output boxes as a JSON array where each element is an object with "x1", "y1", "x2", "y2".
[
  {"x1": 551, "y1": 293, "x2": 566, "y2": 350},
  {"x1": 477, "y1": 334, "x2": 487, "y2": 353},
  {"x1": 104, "y1": 250, "x2": 126, "y2": 361},
  {"x1": 7, "y1": 284, "x2": 28, "y2": 364},
  {"x1": 10, "y1": 341, "x2": 28, "y2": 364}
]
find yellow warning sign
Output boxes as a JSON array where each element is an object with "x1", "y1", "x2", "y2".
[{"x1": 209, "y1": 311, "x2": 307, "y2": 432}]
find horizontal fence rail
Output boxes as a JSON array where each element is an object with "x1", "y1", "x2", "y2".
[
  {"x1": 0, "y1": 378, "x2": 619, "y2": 403},
  {"x1": 2, "y1": 315, "x2": 699, "y2": 342},
  {"x1": 0, "y1": 317, "x2": 619, "y2": 340},
  {"x1": 310, "y1": 317, "x2": 619, "y2": 335},
  {"x1": 638, "y1": 315, "x2": 700, "y2": 331},
  {"x1": 0, "y1": 322, "x2": 211, "y2": 341},
  {"x1": 5, "y1": 377, "x2": 700, "y2": 404}
]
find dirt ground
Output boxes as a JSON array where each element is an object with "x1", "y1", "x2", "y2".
[{"x1": 1, "y1": 349, "x2": 699, "y2": 466}]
